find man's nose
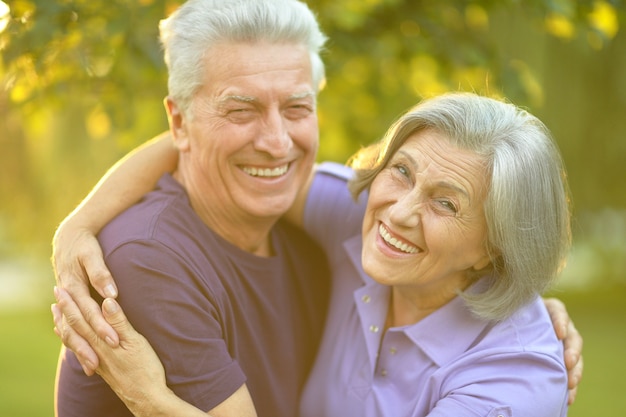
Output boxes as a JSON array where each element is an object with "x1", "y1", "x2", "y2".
[{"x1": 254, "y1": 110, "x2": 292, "y2": 158}]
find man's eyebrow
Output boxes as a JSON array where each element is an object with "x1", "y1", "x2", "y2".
[
  {"x1": 218, "y1": 95, "x2": 256, "y2": 105},
  {"x1": 217, "y1": 92, "x2": 315, "y2": 106},
  {"x1": 397, "y1": 150, "x2": 470, "y2": 199},
  {"x1": 288, "y1": 91, "x2": 316, "y2": 101}
]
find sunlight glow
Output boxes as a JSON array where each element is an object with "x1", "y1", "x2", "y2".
[
  {"x1": 589, "y1": 1, "x2": 619, "y2": 39},
  {"x1": 545, "y1": 13, "x2": 576, "y2": 40},
  {"x1": 0, "y1": 1, "x2": 10, "y2": 34},
  {"x1": 465, "y1": 4, "x2": 489, "y2": 31}
]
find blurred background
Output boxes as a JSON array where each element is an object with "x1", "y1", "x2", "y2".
[{"x1": 1, "y1": 0, "x2": 625, "y2": 415}]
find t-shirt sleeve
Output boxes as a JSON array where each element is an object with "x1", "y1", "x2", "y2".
[
  {"x1": 303, "y1": 162, "x2": 367, "y2": 254},
  {"x1": 424, "y1": 351, "x2": 568, "y2": 417},
  {"x1": 105, "y1": 239, "x2": 246, "y2": 412}
]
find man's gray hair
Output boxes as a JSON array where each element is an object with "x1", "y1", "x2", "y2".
[
  {"x1": 159, "y1": 0, "x2": 327, "y2": 114},
  {"x1": 349, "y1": 93, "x2": 572, "y2": 321}
]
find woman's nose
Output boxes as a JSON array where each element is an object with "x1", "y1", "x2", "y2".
[{"x1": 388, "y1": 191, "x2": 422, "y2": 228}]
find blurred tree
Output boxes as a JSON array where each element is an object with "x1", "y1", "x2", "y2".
[{"x1": 0, "y1": 0, "x2": 625, "y2": 285}]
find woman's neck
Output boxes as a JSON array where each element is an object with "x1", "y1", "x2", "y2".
[{"x1": 385, "y1": 279, "x2": 469, "y2": 329}]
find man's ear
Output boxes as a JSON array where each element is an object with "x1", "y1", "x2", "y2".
[{"x1": 164, "y1": 96, "x2": 190, "y2": 151}]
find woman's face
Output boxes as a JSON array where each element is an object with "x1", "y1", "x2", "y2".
[{"x1": 361, "y1": 129, "x2": 491, "y2": 297}]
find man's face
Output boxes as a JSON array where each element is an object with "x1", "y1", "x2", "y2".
[{"x1": 169, "y1": 41, "x2": 319, "y2": 234}]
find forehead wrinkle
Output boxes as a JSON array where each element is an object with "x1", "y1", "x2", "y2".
[{"x1": 396, "y1": 149, "x2": 471, "y2": 201}]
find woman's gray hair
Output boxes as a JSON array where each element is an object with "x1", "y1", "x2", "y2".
[
  {"x1": 349, "y1": 92, "x2": 572, "y2": 321},
  {"x1": 159, "y1": 0, "x2": 327, "y2": 115}
]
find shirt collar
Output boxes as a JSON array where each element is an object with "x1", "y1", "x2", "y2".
[
  {"x1": 344, "y1": 231, "x2": 493, "y2": 367},
  {"x1": 400, "y1": 294, "x2": 493, "y2": 366}
]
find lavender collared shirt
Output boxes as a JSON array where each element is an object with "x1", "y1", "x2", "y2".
[{"x1": 299, "y1": 162, "x2": 568, "y2": 417}]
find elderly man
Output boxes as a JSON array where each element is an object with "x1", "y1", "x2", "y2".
[
  {"x1": 53, "y1": 1, "x2": 584, "y2": 416},
  {"x1": 54, "y1": 1, "x2": 329, "y2": 416}
]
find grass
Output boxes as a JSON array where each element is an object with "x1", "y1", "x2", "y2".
[
  {"x1": 546, "y1": 285, "x2": 626, "y2": 416},
  {"x1": 1, "y1": 286, "x2": 624, "y2": 416},
  {"x1": 0, "y1": 308, "x2": 60, "y2": 417}
]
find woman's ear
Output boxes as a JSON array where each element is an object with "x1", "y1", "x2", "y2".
[
  {"x1": 164, "y1": 96, "x2": 190, "y2": 151},
  {"x1": 473, "y1": 243, "x2": 496, "y2": 271},
  {"x1": 472, "y1": 255, "x2": 491, "y2": 271}
]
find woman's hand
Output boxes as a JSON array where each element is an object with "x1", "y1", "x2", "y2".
[
  {"x1": 53, "y1": 287, "x2": 198, "y2": 416},
  {"x1": 52, "y1": 221, "x2": 120, "y2": 374},
  {"x1": 51, "y1": 132, "x2": 180, "y2": 374},
  {"x1": 544, "y1": 297, "x2": 584, "y2": 404}
]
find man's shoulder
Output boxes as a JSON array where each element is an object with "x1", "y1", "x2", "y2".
[
  {"x1": 316, "y1": 161, "x2": 354, "y2": 182},
  {"x1": 99, "y1": 180, "x2": 197, "y2": 254}
]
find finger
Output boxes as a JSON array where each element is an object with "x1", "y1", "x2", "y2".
[
  {"x1": 54, "y1": 287, "x2": 104, "y2": 375},
  {"x1": 566, "y1": 346, "x2": 584, "y2": 390},
  {"x1": 79, "y1": 246, "x2": 118, "y2": 300},
  {"x1": 563, "y1": 320, "x2": 583, "y2": 373},
  {"x1": 54, "y1": 317, "x2": 96, "y2": 376},
  {"x1": 51, "y1": 303, "x2": 69, "y2": 341},
  {"x1": 102, "y1": 298, "x2": 137, "y2": 342},
  {"x1": 52, "y1": 227, "x2": 119, "y2": 343},
  {"x1": 568, "y1": 385, "x2": 578, "y2": 405},
  {"x1": 543, "y1": 297, "x2": 568, "y2": 340},
  {"x1": 59, "y1": 275, "x2": 120, "y2": 347}
]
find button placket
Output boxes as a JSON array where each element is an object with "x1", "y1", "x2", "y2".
[{"x1": 376, "y1": 330, "x2": 403, "y2": 379}]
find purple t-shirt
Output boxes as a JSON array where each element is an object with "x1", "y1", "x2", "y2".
[
  {"x1": 299, "y1": 162, "x2": 568, "y2": 417},
  {"x1": 55, "y1": 174, "x2": 329, "y2": 417}
]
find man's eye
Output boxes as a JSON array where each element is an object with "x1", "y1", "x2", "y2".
[
  {"x1": 226, "y1": 108, "x2": 256, "y2": 123},
  {"x1": 285, "y1": 105, "x2": 313, "y2": 118}
]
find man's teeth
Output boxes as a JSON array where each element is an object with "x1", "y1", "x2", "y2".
[
  {"x1": 378, "y1": 224, "x2": 418, "y2": 254},
  {"x1": 243, "y1": 165, "x2": 288, "y2": 177}
]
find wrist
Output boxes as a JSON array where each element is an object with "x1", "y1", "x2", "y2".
[{"x1": 121, "y1": 384, "x2": 177, "y2": 417}]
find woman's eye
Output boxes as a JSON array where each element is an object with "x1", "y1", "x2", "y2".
[
  {"x1": 395, "y1": 164, "x2": 409, "y2": 177},
  {"x1": 438, "y1": 200, "x2": 458, "y2": 213}
]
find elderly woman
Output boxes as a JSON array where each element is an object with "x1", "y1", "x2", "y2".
[
  {"x1": 54, "y1": 93, "x2": 574, "y2": 416},
  {"x1": 298, "y1": 92, "x2": 571, "y2": 416}
]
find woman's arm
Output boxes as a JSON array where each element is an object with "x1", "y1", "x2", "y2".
[
  {"x1": 53, "y1": 288, "x2": 258, "y2": 417},
  {"x1": 52, "y1": 131, "x2": 178, "y2": 370}
]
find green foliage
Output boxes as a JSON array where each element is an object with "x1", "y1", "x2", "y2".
[
  {"x1": 0, "y1": 0, "x2": 625, "y2": 275},
  {"x1": 0, "y1": 2, "x2": 625, "y2": 415}
]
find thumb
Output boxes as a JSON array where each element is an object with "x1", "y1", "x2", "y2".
[{"x1": 102, "y1": 298, "x2": 135, "y2": 336}]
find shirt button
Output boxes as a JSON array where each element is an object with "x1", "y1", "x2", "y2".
[
  {"x1": 389, "y1": 347, "x2": 397, "y2": 355},
  {"x1": 362, "y1": 295, "x2": 371, "y2": 303},
  {"x1": 369, "y1": 325, "x2": 379, "y2": 333},
  {"x1": 380, "y1": 369, "x2": 388, "y2": 376}
]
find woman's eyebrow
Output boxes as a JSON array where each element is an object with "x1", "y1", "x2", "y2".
[
  {"x1": 397, "y1": 149, "x2": 418, "y2": 168},
  {"x1": 435, "y1": 181, "x2": 469, "y2": 199},
  {"x1": 397, "y1": 149, "x2": 469, "y2": 199}
]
